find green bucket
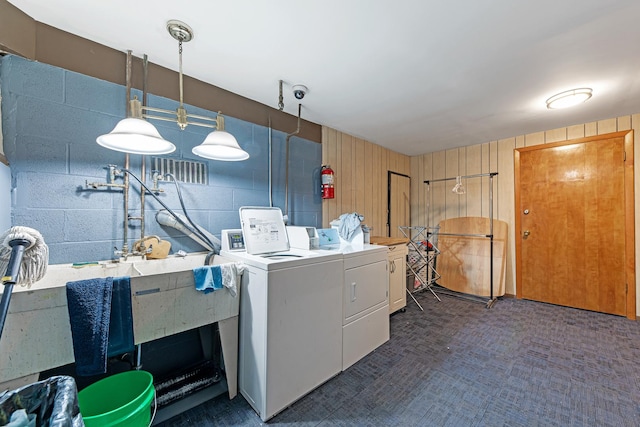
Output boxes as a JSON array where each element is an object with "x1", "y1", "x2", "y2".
[{"x1": 78, "y1": 370, "x2": 155, "y2": 427}]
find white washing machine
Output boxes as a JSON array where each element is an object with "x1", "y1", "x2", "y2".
[{"x1": 221, "y1": 208, "x2": 345, "y2": 421}]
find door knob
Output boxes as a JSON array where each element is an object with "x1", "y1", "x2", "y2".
[{"x1": 523, "y1": 230, "x2": 530, "y2": 238}]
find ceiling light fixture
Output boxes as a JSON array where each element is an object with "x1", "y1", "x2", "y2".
[
  {"x1": 97, "y1": 20, "x2": 249, "y2": 161},
  {"x1": 546, "y1": 88, "x2": 593, "y2": 109}
]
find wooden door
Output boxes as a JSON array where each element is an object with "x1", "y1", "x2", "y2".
[
  {"x1": 388, "y1": 172, "x2": 410, "y2": 237},
  {"x1": 514, "y1": 131, "x2": 635, "y2": 318}
]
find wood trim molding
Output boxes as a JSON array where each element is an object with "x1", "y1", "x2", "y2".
[
  {"x1": 513, "y1": 148, "x2": 523, "y2": 299},
  {"x1": 624, "y1": 130, "x2": 636, "y2": 319},
  {"x1": 516, "y1": 130, "x2": 632, "y2": 153}
]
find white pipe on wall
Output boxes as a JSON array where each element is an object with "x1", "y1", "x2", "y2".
[
  {"x1": 0, "y1": 86, "x2": 9, "y2": 232},
  {"x1": 155, "y1": 210, "x2": 221, "y2": 253},
  {"x1": 0, "y1": 163, "x2": 10, "y2": 233}
]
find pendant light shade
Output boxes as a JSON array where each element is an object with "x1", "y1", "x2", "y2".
[
  {"x1": 192, "y1": 130, "x2": 250, "y2": 161},
  {"x1": 97, "y1": 117, "x2": 176, "y2": 155},
  {"x1": 96, "y1": 20, "x2": 248, "y2": 161}
]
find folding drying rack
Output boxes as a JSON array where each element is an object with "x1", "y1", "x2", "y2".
[{"x1": 399, "y1": 225, "x2": 441, "y2": 311}]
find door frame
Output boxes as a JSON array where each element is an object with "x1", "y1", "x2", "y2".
[
  {"x1": 514, "y1": 130, "x2": 636, "y2": 319},
  {"x1": 387, "y1": 171, "x2": 411, "y2": 237}
]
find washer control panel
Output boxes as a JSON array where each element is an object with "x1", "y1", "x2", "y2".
[{"x1": 222, "y1": 229, "x2": 245, "y2": 251}]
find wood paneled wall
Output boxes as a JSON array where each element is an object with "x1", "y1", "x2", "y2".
[
  {"x1": 411, "y1": 114, "x2": 640, "y2": 307},
  {"x1": 321, "y1": 127, "x2": 411, "y2": 235}
]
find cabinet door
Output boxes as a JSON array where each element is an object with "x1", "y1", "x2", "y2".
[
  {"x1": 344, "y1": 260, "x2": 388, "y2": 323},
  {"x1": 389, "y1": 256, "x2": 406, "y2": 313},
  {"x1": 131, "y1": 273, "x2": 177, "y2": 343},
  {"x1": 388, "y1": 245, "x2": 408, "y2": 314}
]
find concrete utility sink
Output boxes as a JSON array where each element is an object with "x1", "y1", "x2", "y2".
[
  {"x1": 7, "y1": 253, "x2": 210, "y2": 293},
  {"x1": 0, "y1": 252, "x2": 240, "y2": 400}
]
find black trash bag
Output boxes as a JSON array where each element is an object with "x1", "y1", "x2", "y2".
[{"x1": 0, "y1": 376, "x2": 84, "y2": 427}]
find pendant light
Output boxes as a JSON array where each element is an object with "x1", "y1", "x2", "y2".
[
  {"x1": 192, "y1": 114, "x2": 250, "y2": 161},
  {"x1": 96, "y1": 117, "x2": 176, "y2": 155},
  {"x1": 96, "y1": 20, "x2": 249, "y2": 161}
]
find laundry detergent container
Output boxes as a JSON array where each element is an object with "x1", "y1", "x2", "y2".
[{"x1": 78, "y1": 370, "x2": 154, "y2": 427}]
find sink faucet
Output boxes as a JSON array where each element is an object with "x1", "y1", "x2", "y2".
[{"x1": 114, "y1": 246, "x2": 129, "y2": 261}]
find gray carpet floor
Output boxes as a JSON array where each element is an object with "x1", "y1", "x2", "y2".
[{"x1": 157, "y1": 291, "x2": 640, "y2": 426}]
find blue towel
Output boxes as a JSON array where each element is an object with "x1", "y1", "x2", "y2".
[
  {"x1": 193, "y1": 265, "x2": 224, "y2": 294},
  {"x1": 193, "y1": 263, "x2": 245, "y2": 297},
  {"x1": 66, "y1": 277, "x2": 113, "y2": 376},
  {"x1": 107, "y1": 276, "x2": 135, "y2": 358}
]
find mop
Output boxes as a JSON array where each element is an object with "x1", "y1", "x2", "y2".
[{"x1": 0, "y1": 226, "x2": 49, "y2": 340}]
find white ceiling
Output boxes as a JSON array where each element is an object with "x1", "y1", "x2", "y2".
[{"x1": 8, "y1": 0, "x2": 640, "y2": 155}]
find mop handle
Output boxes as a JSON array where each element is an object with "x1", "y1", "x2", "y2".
[
  {"x1": 1, "y1": 239, "x2": 30, "y2": 284},
  {"x1": 0, "y1": 282, "x2": 14, "y2": 340},
  {"x1": 0, "y1": 240, "x2": 30, "y2": 340}
]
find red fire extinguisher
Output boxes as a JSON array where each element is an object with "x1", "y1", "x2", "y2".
[{"x1": 321, "y1": 165, "x2": 335, "y2": 199}]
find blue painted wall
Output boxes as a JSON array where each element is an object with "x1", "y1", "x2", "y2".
[
  {"x1": 0, "y1": 55, "x2": 322, "y2": 264},
  {"x1": 0, "y1": 163, "x2": 10, "y2": 233}
]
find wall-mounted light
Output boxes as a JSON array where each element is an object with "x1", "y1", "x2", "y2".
[
  {"x1": 96, "y1": 20, "x2": 249, "y2": 161},
  {"x1": 546, "y1": 88, "x2": 593, "y2": 109}
]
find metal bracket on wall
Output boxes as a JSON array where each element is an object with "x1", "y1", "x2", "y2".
[{"x1": 85, "y1": 164, "x2": 125, "y2": 190}]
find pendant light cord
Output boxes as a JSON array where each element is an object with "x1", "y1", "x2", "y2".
[{"x1": 178, "y1": 39, "x2": 184, "y2": 107}]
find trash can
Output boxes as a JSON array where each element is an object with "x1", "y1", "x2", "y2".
[{"x1": 0, "y1": 375, "x2": 84, "y2": 427}]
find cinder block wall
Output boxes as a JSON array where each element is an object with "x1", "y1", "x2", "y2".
[{"x1": 0, "y1": 55, "x2": 322, "y2": 264}]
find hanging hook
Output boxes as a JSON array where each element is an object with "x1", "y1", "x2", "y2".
[{"x1": 452, "y1": 176, "x2": 466, "y2": 194}]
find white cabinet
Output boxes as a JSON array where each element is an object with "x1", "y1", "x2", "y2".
[
  {"x1": 387, "y1": 244, "x2": 408, "y2": 314},
  {"x1": 342, "y1": 248, "x2": 389, "y2": 370}
]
